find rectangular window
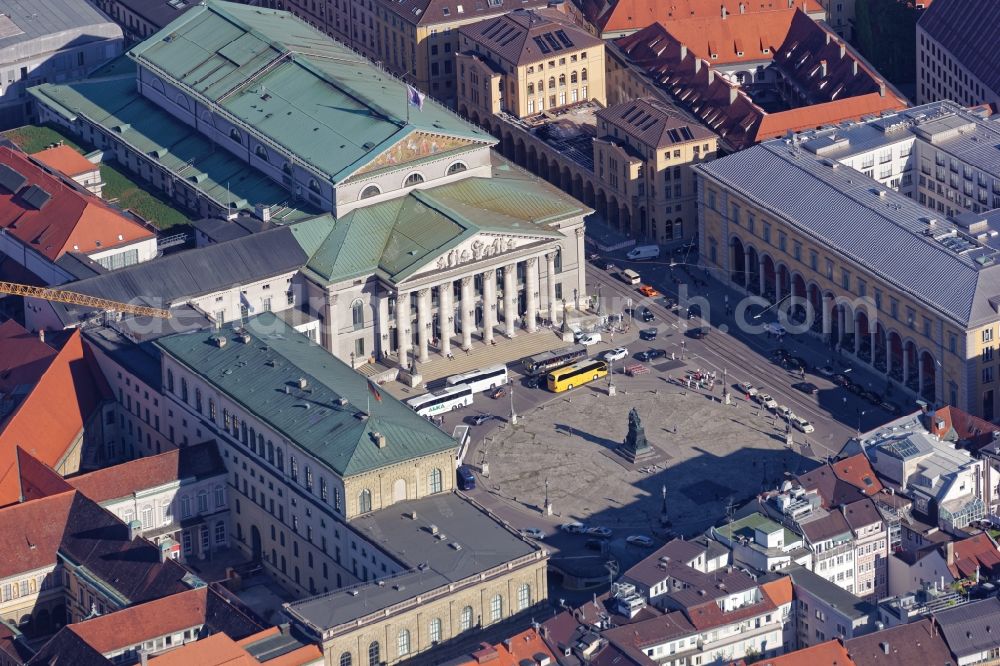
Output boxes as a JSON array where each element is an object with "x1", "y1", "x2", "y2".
[
  {"x1": 857, "y1": 279, "x2": 866, "y2": 298},
  {"x1": 985, "y1": 328, "x2": 995, "y2": 343},
  {"x1": 841, "y1": 269, "x2": 850, "y2": 290},
  {"x1": 778, "y1": 232, "x2": 787, "y2": 252},
  {"x1": 890, "y1": 298, "x2": 899, "y2": 319},
  {"x1": 762, "y1": 222, "x2": 771, "y2": 243},
  {"x1": 825, "y1": 259, "x2": 834, "y2": 280},
  {"x1": 809, "y1": 250, "x2": 818, "y2": 271},
  {"x1": 984, "y1": 367, "x2": 994, "y2": 383},
  {"x1": 731, "y1": 204, "x2": 740, "y2": 225}
]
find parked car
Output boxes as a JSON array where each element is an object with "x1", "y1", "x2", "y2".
[
  {"x1": 880, "y1": 400, "x2": 902, "y2": 415},
  {"x1": 561, "y1": 522, "x2": 586, "y2": 534},
  {"x1": 586, "y1": 526, "x2": 613, "y2": 538},
  {"x1": 520, "y1": 527, "x2": 545, "y2": 540},
  {"x1": 686, "y1": 327, "x2": 709, "y2": 339},
  {"x1": 577, "y1": 332, "x2": 602, "y2": 346},
  {"x1": 763, "y1": 322, "x2": 786, "y2": 336},
  {"x1": 638, "y1": 284, "x2": 661, "y2": 298},
  {"x1": 640, "y1": 308, "x2": 655, "y2": 322},
  {"x1": 640, "y1": 327, "x2": 659, "y2": 341},
  {"x1": 627, "y1": 245, "x2": 661, "y2": 261},
  {"x1": 739, "y1": 381, "x2": 758, "y2": 397},
  {"x1": 488, "y1": 386, "x2": 507, "y2": 399},
  {"x1": 777, "y1": 405, "x2": 793, "y2": 419},
  {"x1": 636, "y1": 349, "x2": 666, "y2": 362},
  {"x1": 470, "y1": 413, "x2": 496, "y2": 426},
  {"x1": 846, "y1": 381, "x2": 865, "y2": 395},
  {"x1": 456, "y1": 465, "x2": 476, "y2": 491},
  {"x1": 792, "y1": 417, "x2": 815, "y2": 433},
  {"x1": 793, "y1": 382, "x2": 819, "y2": 395},
  {"x1": 604, "y1": 347, "x2": 629, "y2": 362},
  {"x1": 832, "y1": 373, "x2": 851, "y2": 387},
  {"x1": 817, "y1": 365, "x2": 835, "y2": 377},
  {"x1": 756, "y1": 393, "x2": 778, "y2": 409},
  {"x1": 525, "y1": 375, "x2": 543, "y2": 389},
  {"x1": 626, "y1": 535, "x2": 654, "y2": 547}
]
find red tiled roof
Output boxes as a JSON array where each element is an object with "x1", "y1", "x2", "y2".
[
  {"x1": 454, "y1": 628, "x2": 560, "y2": 666},
  {"x1": 948, "y1": 533, "x2": 1000, "y2": 580},
  {"x1": 929, "y1": 405, "x2": 1000, "y2": 453},
  {"x1": 0, "y1": 330, "x2": 112, "y2": 507},
  {"x1": 831, "y1": 454, "x2": 884, "y2": 496},
  {"x1": 0, "y1": 146, "x2": 154, "y2": 261},
  {"x1": 148, "y1": 632, "x2": 257, "y2": 666},
  {"x1": 68, "y1": 441, "x2": 224, "y2": 503},
  {"x1": 0, "y1": 490, "x2": 75, "y2": 579},
  {"x1": 16, "y1": 447, "x2": 73, "y2": 502},
  {"x1": 686, "y1": 594, "x2": 776, "y2": 631},
  {"x1": 581, "y1": 0, "x2": 825, "y2": 36},
  {"x1": 757, "y1": 639, "x2": 855, "y2": 665},
  {"x1": 31, "y1": 145, "x2": 98, "y2": 178},
  {"x1": 0, "y1": 319, "x2": 55, "y2": 427},
  {"x1": 761, "y1": 576, "x2": 793, "y2": 607},
  {"x1": 651, "y1": 10, "x2": 797, "y2": 64}
]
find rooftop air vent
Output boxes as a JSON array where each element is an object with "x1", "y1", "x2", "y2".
[
  {"x1": 212, "y1": 335, "x2": 228, "y2": 348},
  {"x1": 449, "y1": 542, "x2": 463, "y2": 550},
  {"x1": 428, "y1": 524, "x2": 439, "y2": 535},
  {"x1": 297, "y1": 377, "x2": 308, "y2": 389}
]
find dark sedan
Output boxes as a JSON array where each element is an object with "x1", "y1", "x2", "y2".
[
  {"x1": 640, "y1": 327, "x2": 658, "y2": 340},
  {"x1": 636, "y1": 349, "x2": 667, "y2": 362},
  {"x1": 793, "y1": 382, "x2": 819, "y2": 395}
]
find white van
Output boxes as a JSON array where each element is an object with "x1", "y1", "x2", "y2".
[
  {"x1": 621, "y1": 268, "x2": 641, "y2": 285},
  {"x1": 626, "y1": 245, "x2": 661, "y2": 261}
]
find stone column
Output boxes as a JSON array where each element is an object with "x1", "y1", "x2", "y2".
[
  {"x1": 525, "y1": 257, "x2": 538, "y2": 333},
  {"x1": 483, "y1": 269, "x2": 497, "y2": 345},
  {"x1": 439, "y1": 281, "x2": 453, "y2": 357},
  {"x1": 416, "y1": 288, "x2": 430, "y2": 363},
  {"x1": 395, "y1": 291, "x2": 410, "y2": 365},
  {"x1": 918, "y1": 356, "x2": 925, "y2": 395},
  {"x1": 870, "y1": 328, "x2": 877, "y2": 367},
  {"x1": 376, "y1": 295, "x2": 390, "y2": 358},
  {"x1": 821, "y1": 296, "x2": 831, "y2": 343},
  {"x1": 902, "y1": 349, "x2": 910, "y2": 387},
  {"x1": 837, "y1": 306, "x2": 846, "y2": 347},
  {"x1": 503, "y1": 263, "x2": 517, "y2": 338},
  {"x1": 322, "y1": 294, "x2": 337, "y2": 356},
  {"x1": 853, "y1": 316, "x2": 861, "y2": 354},
  {"x1": 546, "y1": 252, "x2": 557, "y2": 324},
  {"x1": 886, "y1": 335, "x2": 893, "y2": 377},
  {"x1": 460, "y1": 276, "x2": 474, "y2": 350},
  {"x1": 774, "y1": 270, "x2": 783, "y2": 305},
  {"x1": 758, "y1": 259, "x2": 766, "y2": 297}
]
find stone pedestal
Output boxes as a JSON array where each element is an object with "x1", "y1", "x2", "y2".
[
  {"x1": 618, "y1": 407, "x2": 655, "y2": 463},
  {"x1": 544, "y1": 501, "x2": 553, "y2": 516},
  {"x1": 608, "y1": 383, "x2": 617, "y2": 397},
  {"x1": 481, "y1": 461, "x2": 490, "y2": 477},
  {"x1": 406, "y1": 372, "x2": 423, "y2": 388}
]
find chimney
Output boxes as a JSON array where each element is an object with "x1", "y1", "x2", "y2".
[
  {"x1": 38, "y1": 329, "x2": 45, "y2": 343},
  {"x1": 839, "y1": 43, "x2": 846, "y2": 59},
  {"x1": 852, "y1": 60, "x2": 858, "y2": 76},
  {"x1": 945, "y1": 540, "x2": 955, "y2": 566},
  {"x1": 879, "y1": 82, "x2": 886, "y2": 97},
  {"x1": 820, "y1": 60, "x2": 827, "y2": 77},
  {"x1": 707, "y1": 69, "x2": 715, "y2": 84},
  {"x1": 739, "y1": 2, "x2": 745, "y2": 13},
  {"x1": 255, "y1": 203, "x2": 271, "y2": 223},
  {"x1": 159, "y1": 541, "x2": 170, "y2": 563},
  {"x1": 694, "y1": 58, "x2": 702, "y2": 74},
  {"x1": 127, "y1": 519, "x2": 142, "y2": 541},
  {"x1": 721, "y1": 4, "x2": 727, "y2": 19},
  {"x1": 140, "y1": 650, "x2": 149, "y2": 666},
  {"x1": 880, "y1": 642, "x2": 890, "y2": 655},
  {"x1": 825, "y1": 33, "x2": 831, "y2": 45},
  {"x1": 729, "y1": 86, "x2": 738, "y2": 104},
  {"x1": 787, "y1": 0, "x2": 793, "y2": 7},
  {"x1": 680, "y1": 44, "x2": 687, "y2": 60}
]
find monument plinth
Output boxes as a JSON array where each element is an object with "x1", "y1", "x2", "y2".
[{"x1": 618, "y1": 407, "x2": 655, "y2": 462}]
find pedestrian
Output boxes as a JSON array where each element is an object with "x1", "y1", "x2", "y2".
[{"x1": 464, "y1": 347, "x2": 470, "y2": 355}]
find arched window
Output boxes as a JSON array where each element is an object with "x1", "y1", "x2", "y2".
[
  {"x1": 548, "y1": 77, "x2": 555, "y2": 90},
  {"x1": 180, "y1": 377, "x2": 188, "y2": 402},
  {"x1": 447, "y1": 162, "x2": 467, "y2": 176},
  {"x1": 267, "y1": 441, "x2": 274, "y2": 463},
  {"x1": 257, "y1": 434, "x2": 265, "y2": 457},
  {"x1": 368, "y1": 641, "x2": 380, "y2": 666},
  {"x1": 581, "y1": 68, "x2": 588, "y2": 81},
  {"x1": 404, "y1": 172, "x2": 424, "y2": 187},
  {"x1": 558, "y1": 73, "x2": 566, "y2": 86},
  {"x1": 195, "y1": 388, "x2": 202, "y2": 413},
  {"x1": 166, "y1": 369, "x2": 174, "y2": 392},
  {"x1": 175, "y1": 93, "x2": 188, "y2": 109},
  {"x1": 429, "y1": 617, "x2": 442, "y2": 643},
  {"x1": 360, "y1": 184, "x2": 381, "y2": 200},
  {"x1": 255, "y1": 144, "x2": 268, "y2": 161},
  {"x1": 359, "y1": 489, "x2": 372, "y2": 513},
  {"x1": 517, "y1": 583, "x2": 531, "y2": 611},
  {"x1": 229, "y1": 128, "x2": 242, "y2": 143},
  {"x1": 490, "y1": 594, "x2": 503, "y2": 622},
  {"x1": 570, "y1": 71, "x2": 578, "y2": 83},
  {"x1": 151, "y1": 77, "x2": 165, "y2": 95},
  {"x1": 352, "y1": 299, "x2": 364, "y2": 330},
  {"x1": 397, "y1": 629, "x2": 411, "y2": 657},
  {"x1": 460, "y1": 606, "x2": 473, "y2": 631},
  {"x1": 428, "y1": 468, "x2": 442, "y2": 494},
  {"x1": 308, "y1": 178, "x2": 321, "y2": 193},
  {"x1": 276, "y1": 448, "x2": 284, "y2": 471},
  {"x1": 339, "y1": 653, "x2": 352, "y2": 666}
]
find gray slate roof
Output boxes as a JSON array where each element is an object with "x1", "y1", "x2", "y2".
[
  {"x1": 935, "y1": 595, "x2": 1000, "y2": 657},
  {"x1": 783, "y1": 564, "x2": 873, "y2": 621},
  {"x1": 919, "y1": 0, "x2": 1000, "y2": 97},
  {"x1": 155, "y1": 312, "x2": 458, "y2": 478},
  {"x1": 695, "y1": 142, "x2": 1000, "y2": 327},
  {"x1": 0, "y1": 0, "x2": 122, "y2": 60},
  {"x1": 459, "y1": 8, "x2": 602, "y2": 67},
  {"x1": 597, "y1": 98, "x2": 715, "y2": 149}
]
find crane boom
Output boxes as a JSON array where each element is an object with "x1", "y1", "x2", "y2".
[{"x1": 0, "y1": 281, "x2": 172, "y2": 319}]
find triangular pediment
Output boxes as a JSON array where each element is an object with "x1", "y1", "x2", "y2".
[
  {"x1": 406, "y1": 231, "x2": 553, "y2": 282},
  {"x1": 352, "y1": 131, "x2": 479, "y2": 177}
]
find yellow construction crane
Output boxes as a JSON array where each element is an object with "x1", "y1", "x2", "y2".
[{"x1": 0, "y1": 281, "x2": 172, "y2": 319}]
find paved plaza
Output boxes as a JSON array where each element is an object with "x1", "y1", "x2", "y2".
[{"x1": 479, "y1": 372, "x2": 819, "y2": 537}]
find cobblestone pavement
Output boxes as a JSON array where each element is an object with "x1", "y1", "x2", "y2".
[{"x1": 479, "y1": 374, "x2": 816, "y2": 537}]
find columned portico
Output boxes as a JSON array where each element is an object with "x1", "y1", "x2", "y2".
[
  {"x1": 503, "y1": 264, "x2": 517, "y2": 338},
  {"x1": 416, "y1": 288, "x2": 430, "y2": 362},
  {"x1": 395, "y1": 291, "x2": 410, "y2": 366},
  {"x1": 525, "y1": 257, "x2": 539, "y2": 333},
  {"x1": 546, "y1": 252, "x2": 557, "y2": 324},
  {"x1": 439, "y1": 280, "x2": 454, "y2": 357},
  {"x1": 460, "y1": 276, "x2": 474, "y2": 350},
  {"x1": 483, "y1": 269, "x2": 497, "y2": 344}
]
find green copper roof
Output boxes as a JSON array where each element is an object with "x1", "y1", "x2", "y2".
[
  {"x1": 297, "y1": 164, "x2": 584, "y2": 285},
  {"x1": 127, "y1": 0, "x2": 493, "y2": 183},
  {"x1": 29, "y1": 71, "x2": 316, "y2": 225},
  {"x1": 155, "y1": 313, "x2": 456, "y2": 477}
]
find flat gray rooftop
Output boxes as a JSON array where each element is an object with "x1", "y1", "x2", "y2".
[
  {"x1": 783, "y1": 565, "x2": 874, "y2": 620},
  {"x1": 285, "y1": 492, "x2": 539, "y2": 630}
]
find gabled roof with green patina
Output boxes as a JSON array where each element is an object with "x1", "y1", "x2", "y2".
[
  {"x1": 296, "y1": 163, "x2": 586, "y2": 285},
  {"x1": 155, "y1": 313, "x2": 456, "y2": 478},
  {"x1": 127, "y1": 0, "x2": 493, "y2": 184}
]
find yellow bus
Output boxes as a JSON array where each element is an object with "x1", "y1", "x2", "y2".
[{"x1": 546, "y1": 359, "x2": 609, "y2": 393}]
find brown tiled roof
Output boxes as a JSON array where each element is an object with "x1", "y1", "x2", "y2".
[
  {"x1": 648, "y1": 9, "x2": 796, "y2": 65},
  {"x1": 0, "y1": 491, "x2": 75, "y2": 579},
  {"x1": 757, "y1": 639, "x2": 855, "y2": 665},
  {"x1": 580, "y1": 0, "x2": 825, "y2": 36},
  {"x1": 16, "y1": 447, "x2": 73, "y2": 502},
  {"x1": 453, "y1": 628, "x2": 559, "y2": 666},
  {"x1": 69, "y1": 587, "x2": 263, "y2": 654},
  {"x1": 0, "y1": 331, "x2": 112, "y2": 506},
  {"x1": 842, "y1": 498, "x2": 884, "y2": 532},
  {"x1": 761, "y1": 576, "x2": 793, "y2": 607},
  {"x1": 929, "y1": 405, "x2": 1000, "y2": 453},
  {"x1": 844, "y1": 618, "x2": 953, "y2": 665},
  {"x1": 147, "y1": 632, "x2": 257, "y2": 665},
  {"x1": 799, "y1": 509, "x2": 852, "y2": 543},
  {"x1": 0, "y1": 147, "x2": 154, "y2": 261},
  {"x1": 948, "y1": 533, "x2": 1000, "y2": 580},
  {"x1": 614, "y1": 10, "x2": 906, "y2": 151},
  {"x1": 459, "y1": 8, "x2": 602, "y2": 66},
  {"x1": 597, "y1": 98, "x2": 715, "y2": 148},
  {"x1": 68, "y1": 442, "x2": 225, "y2": 503},
  {"x1": 603, "y1": 611, "x2": 695, "y2": 650},
  {"x1": 797, "y1": 464, "x2": 867, "y2": 507},
  {"x1": 26, "y1": 626, "x2": 111, "y2": 666},
  {"x1": 685, "y1": 594, "x2": 776, "y2": 631},
  {"x1": 831, "y1": 454, "x2": 884, "y2": 496},
  {"x1": 0, "y1": 320, "x2": 56, "y2": 425}
]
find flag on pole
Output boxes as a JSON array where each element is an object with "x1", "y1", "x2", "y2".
[
  {"x1": 367, "y1": 380, "x2": 383, "y2": 403},
  {"x1": 406, "y1": 84, "x2": 425, "y2": 111}
]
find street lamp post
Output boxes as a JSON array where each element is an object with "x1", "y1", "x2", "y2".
[
  {"x1": 544, "y1": 477, "x2": 552, "y2": 515},
  {"x1": 509, "y1": 383, "x2": 517, "y2": 425},
  {"x1": 660, "y1": 484, "x2": 670, "y2": 526},
  {"x1": 626, "y1": 297, "x2": 633, "y2": 328}
]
